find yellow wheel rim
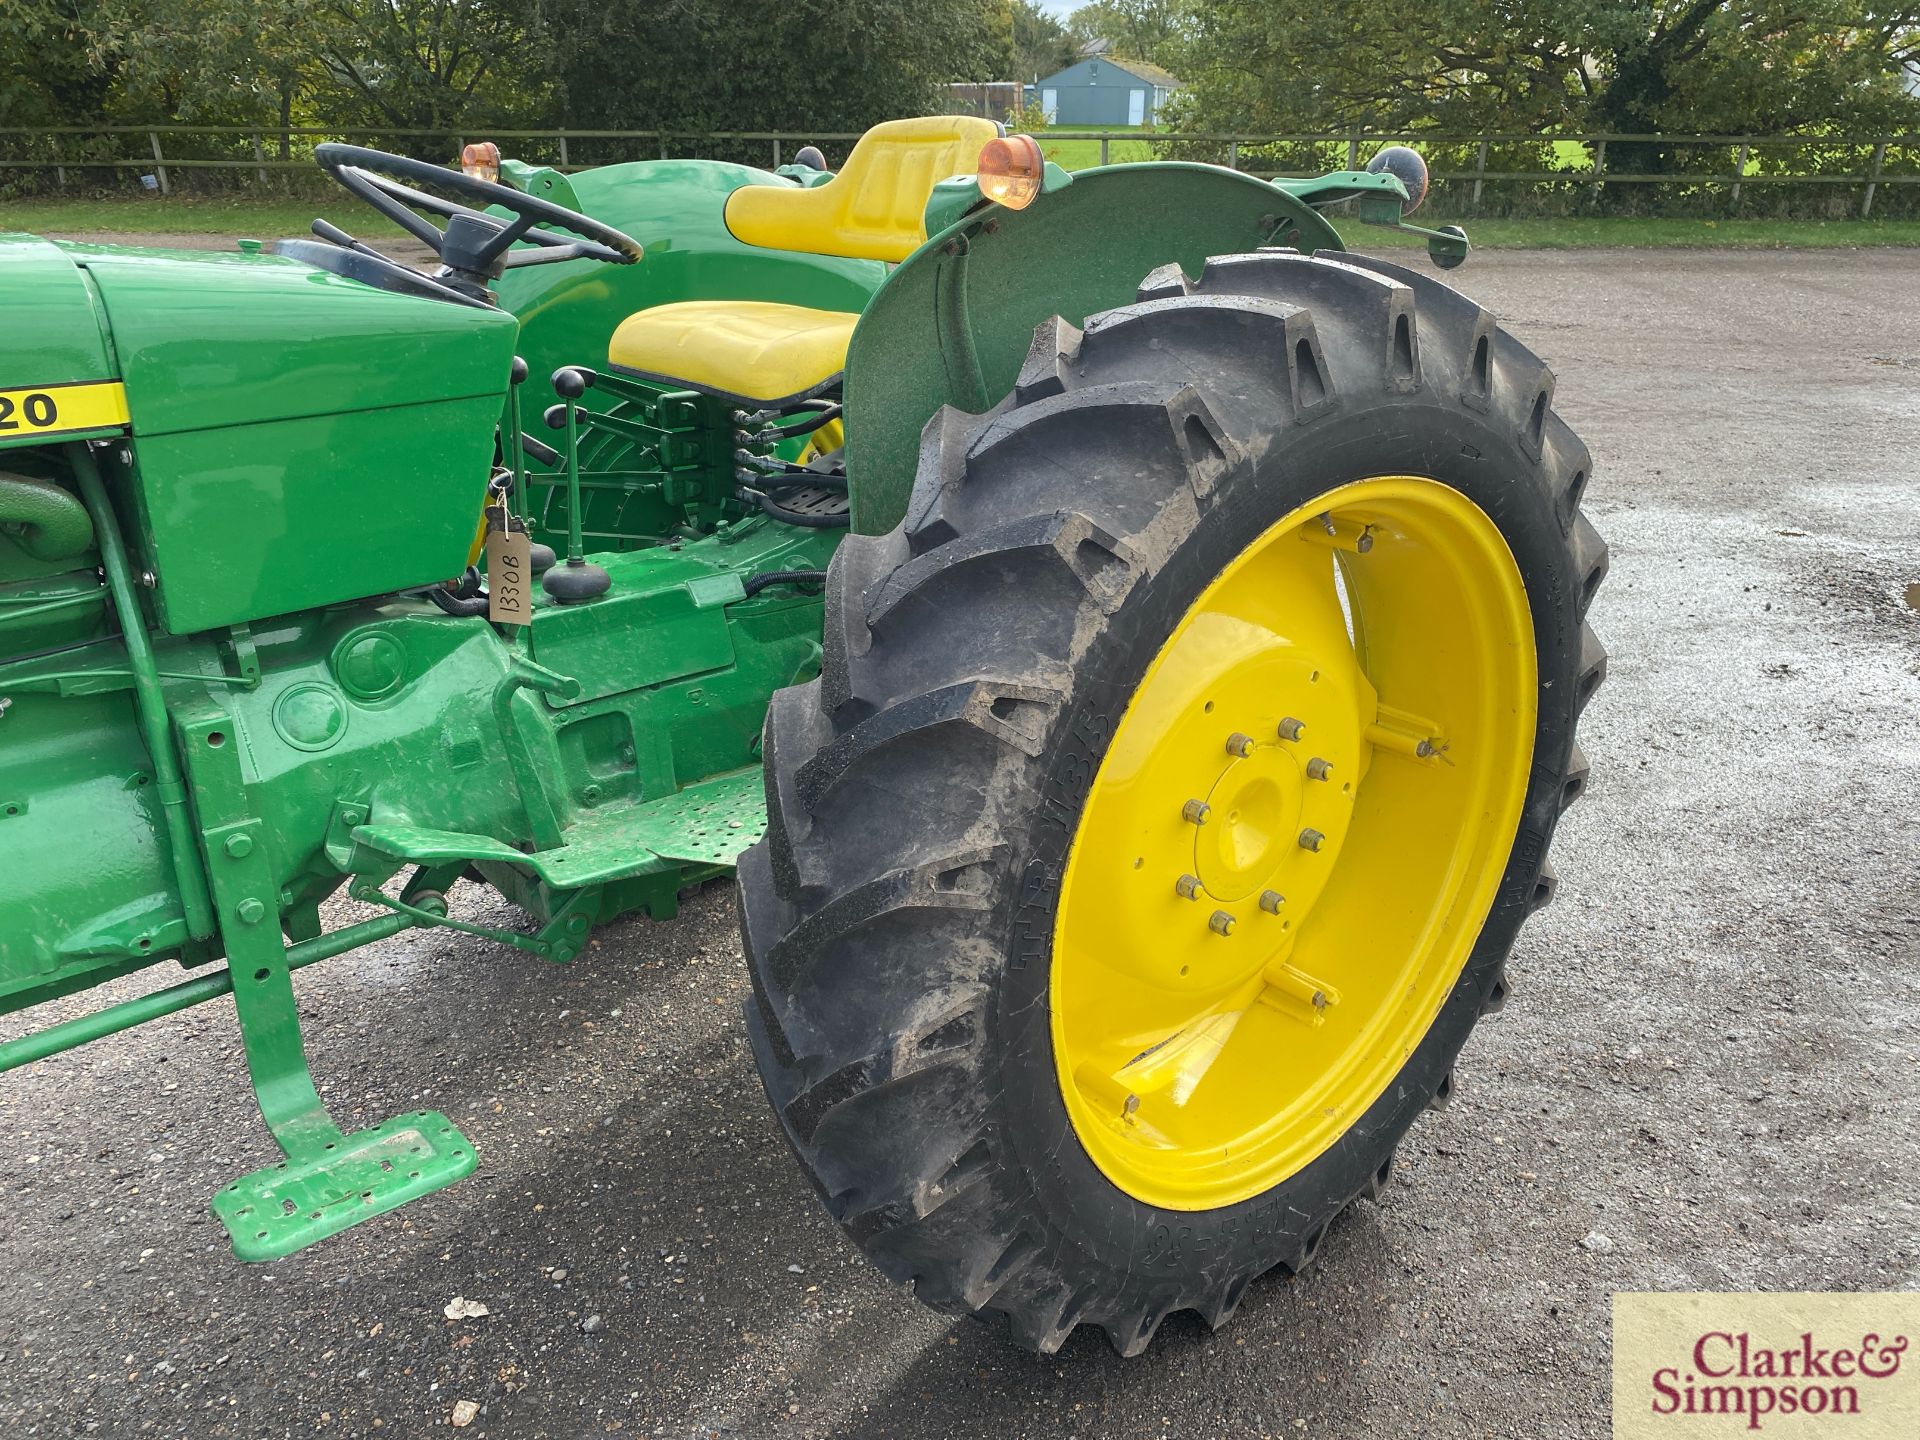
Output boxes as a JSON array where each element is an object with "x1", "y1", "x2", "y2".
[{"x1": 1050, "y1": 476, "x2": 1536, "y2": 1211}]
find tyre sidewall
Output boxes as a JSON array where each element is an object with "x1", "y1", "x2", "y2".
[{"x1": 993, "y1": 398, "x2": 1582, "y2": 1292}]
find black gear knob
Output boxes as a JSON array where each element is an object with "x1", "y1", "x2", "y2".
[{"x1": 552, "y1": 367, "x2": 595, "y2": 399}]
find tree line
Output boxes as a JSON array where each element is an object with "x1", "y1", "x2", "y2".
[
  {"x1": 0, "y1": 0, "x2": 1017, "y2": 144},
  {"x1": 1027, "y1": 2, "x2": 1919, "y2": 139},
  {"x1": 2, "y1": 1, "x2": 1914, "y2": 186}
]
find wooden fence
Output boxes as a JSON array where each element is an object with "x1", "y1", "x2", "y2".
[{"x1": 1, "y1": 125, "x2": 1914, "y2": 218}]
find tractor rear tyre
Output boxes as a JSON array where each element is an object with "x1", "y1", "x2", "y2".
[{"x1": 738, "y1": 250, "x2": 1608, "y2": 1355}]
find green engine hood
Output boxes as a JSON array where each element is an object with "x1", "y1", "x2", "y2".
[
  {"x1": 0, "y1": 235, "x2": 118, "y2": 390},
  {"x1": 63, "y1": 241, "x2": 517, "y2": 438},
  {"x1": 4, "y1": 238, "x2": 521, "y2": 634}
]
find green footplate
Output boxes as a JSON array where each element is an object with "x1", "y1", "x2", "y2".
[
  {"x1": 211, "y1": 1110, "x2": 477, "y2": 1261},
  {"x1": 609, "y1": 766, "x2": 767, "y2": 866},
  {"x1": 352, "y1": 766, "x2": 769, "y2": 882}
]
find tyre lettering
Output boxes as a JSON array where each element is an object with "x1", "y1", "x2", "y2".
[
  {"x1": 1501, "y1": 829, "x2": 1546, "y2": 905},
  {"x1": 1038, "y1": 705, "x2": 1115, "y2": 835},
  {"x1": 1010, "y1": 858, "x2": 1058, "y2": 972}
]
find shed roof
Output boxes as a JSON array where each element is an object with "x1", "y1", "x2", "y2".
[
  {"x1": 1037, "y1": 55, "x2": 1184, "y2": 89},
  {"x1": 1107, "y1": 57, "x2": 1182, "y2": 88}
]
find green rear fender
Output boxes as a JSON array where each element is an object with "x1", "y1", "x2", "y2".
[{"x1": 841, "y1": 163, "x2": 1342, "y2": 535}]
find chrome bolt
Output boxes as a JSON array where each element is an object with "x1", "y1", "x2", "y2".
[
  {"x1": 1225, "y1": 732, "x2": 1254, "y2": 759},
  {"x1": 1182, "y1": 799, "x2": 1211, "y2": 825},
  {"x1": 1318, "y1": 512, "x2": 1337, "y2": 535},
  {"x1": 1298, "y1": 828, "x2": 1325, "y2": 852},
  {"x1": 1259, "y1": 889, "x2": 1285, "y2": 914},
  {"x1": 1416, "y1": 739, "x2": 1439, "y2": 757},
  {"x1": 1278, "y1": 717, "x2": 1305, "y2": 742},
  {"x1": 138, "y1": 570, "x2": 156, "y2": 588},
  {"x1": 1208, "y1": 910, "x2": 1236, "y2": 936},
  {"x1": 1175, "y1": 873, "x2": 1203, "y2": 901},
  {"x1": 1306, "y1": 757, "x2": 1333, "y2": 782}
]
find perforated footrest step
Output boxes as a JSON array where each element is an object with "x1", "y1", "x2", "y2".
[
  {"x1": 353, "y1": 765, "x2": 769, "y2": 882},
  {"x1": 210, "y1": 1110, "x2": 477, "y2": 1262}
]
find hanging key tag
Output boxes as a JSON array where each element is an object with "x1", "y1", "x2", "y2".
[{"x1": 486, "y1": 500, "x2": 532, "y2": 626}]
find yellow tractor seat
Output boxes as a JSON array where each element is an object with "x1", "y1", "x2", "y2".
[
  {"x1": 604, "y1": 117, "x2": 1000, "y2": 404},
  {"x1": 726, "y1": 115, "x2": 1002, "y2": 264},
  {"x1": 607, "y1": 301, "x2": 860, "y2": 406}
]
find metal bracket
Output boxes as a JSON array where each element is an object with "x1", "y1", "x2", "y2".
[
  {"x1": 323, "y1": 794, "x2": 376, "y2": 871},
  {"x1": 177, "y1": 703, "x2": 344, "y2": 1159},
  {"x1": 933, "y1": 233, "x2": 989, "y2": 412},
  {"x1": 220, "y1": 623, "x2": 262, "y2": 688},
  {"x1": 345, "y1": 876, "x2": 601, "y2": 963}
]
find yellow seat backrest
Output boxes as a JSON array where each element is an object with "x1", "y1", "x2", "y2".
[{"x1": 724, "y1": 116, "x2": 1001, "y2": 264}]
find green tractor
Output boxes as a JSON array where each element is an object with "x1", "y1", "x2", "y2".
[{"x1": 0, "y1": 118, "x2": 1607, "y2": 1355}]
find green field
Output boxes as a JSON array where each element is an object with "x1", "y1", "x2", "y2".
[
  {"x1": 1034, "y1": 133, "x2": 1159, "y2": 168},
  {"x1": 5, "y1": 195, "x2": 1917, "y2": 252},
  {"x1": 1, "y1": 195, "x2": 405, "y2": 238}
]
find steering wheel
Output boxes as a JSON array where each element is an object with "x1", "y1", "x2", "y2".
[{"x1": 312, "y1": 143, "x2": 642, "y2": 295}]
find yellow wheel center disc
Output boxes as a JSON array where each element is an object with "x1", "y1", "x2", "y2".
[
  {"x1": 1049, "y1": 476, "x2": 1536, "y2": 1210},
  {"x1": 1198, "y1": 749, "x2": 1301, "y2": 901}
]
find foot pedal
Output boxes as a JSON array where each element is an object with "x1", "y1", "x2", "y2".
[
  {"x1": 773, "y1": 484, "x2": 849, "y2": 519},
  {"x1": 210, "y1": 1110, "x2": 478, "y2": 1262}
]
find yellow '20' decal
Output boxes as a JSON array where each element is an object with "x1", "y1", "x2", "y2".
[{"x1": 0, "y1": 381, "x2": 130, "y2": 439}]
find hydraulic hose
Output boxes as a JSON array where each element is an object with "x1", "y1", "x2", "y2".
[{"x1": 742, "y1": 569, "x2": 828, "y2": 598}]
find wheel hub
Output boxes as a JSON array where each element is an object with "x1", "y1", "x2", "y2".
[{"x1": 1197, "y1": 746, "x2": 1300, "y2": 902}]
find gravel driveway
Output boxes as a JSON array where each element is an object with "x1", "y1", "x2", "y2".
[{"x1": 2, "y1": 246, "x2": 1917, "y2": 1439}]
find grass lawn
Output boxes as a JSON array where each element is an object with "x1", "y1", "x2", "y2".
[
  {"x1": 6, "y1": 195, "x2": 1917, "y2": 251},
  {"x1": 1, "y1": 195, "x2": 405, "y2": 238},
  {"x1": 1033, "y1": 134, "x2": 1159, "y2": 168}
]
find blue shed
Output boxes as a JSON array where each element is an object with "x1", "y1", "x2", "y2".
[{"x1": 1030, "y1": 56, "x2": 1182, "y2": 128}]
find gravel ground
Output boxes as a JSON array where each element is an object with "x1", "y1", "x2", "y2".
[{"x1": 3, "y1": 247, "x2": 1918, "y2": 1439}]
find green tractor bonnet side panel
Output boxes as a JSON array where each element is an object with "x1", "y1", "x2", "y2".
[
  {"x1": 73, "y1": 245, "x2": 519, "y2": 634},
  {"x1": 494, "y1": 159, "x2": 888, "y2": 381},
  {"x1": 0, "y1": 236, "x2": 117, "y2": 391},
  {"x1": 842, "y1": 163, "x2": 1342, "y2": 534}
]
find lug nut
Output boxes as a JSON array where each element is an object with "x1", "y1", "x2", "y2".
[
  {"x1": 1357, "y1": 528, "x2": 1375, "y2": 553},
  {"x1": 1123, "y1": 1094, "x2": 1140, "y2": 1118},
  {"x1": 1278, "y1": 717, "x2": 1305, "y2": 742},
  {"x1": 1298, "y1": 828, "x2": 1325, "y2": 852},
  {"x1": 1259, "y1": 889, "x2": 1285, "y2": 914},
  {"x1": 1306, "y1": 757, "x2": 1333, "y2": 781},
  {"x1": 1225, "y1": 732, "x2": 1254, "y2": 759},
  {"x1": 1182, "y1": 799, "x2": 1211, "y2": 825},
  {"x1": 1175, "y1": 874, "x2": 1203, "y2": 900},
  {"x1": 1208, "y1": 910, "x2": 1236, "y2": 936}
]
